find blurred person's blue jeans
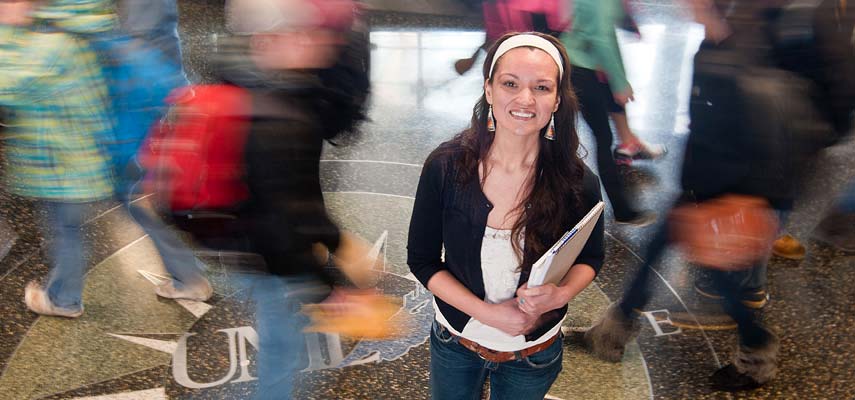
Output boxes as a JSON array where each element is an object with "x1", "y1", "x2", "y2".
[
  {"x1": 123, "y1": 162, "x2": 208, "y2": 291},
  {"x1": 40, "y1": 201, "x2": 91, "y2": 310},
  {"x1": 126, "y1": 198, "x2": 208, "y2": 290},
  {"x1": 248, "y1": 274, "x2": 329, "y2": 400},
  {"x1": 429, "y1": 321, "x2": 564, "y2": 400},
  {"x1": 120, "y1": 0, "x2": 188, "y2": 83}
]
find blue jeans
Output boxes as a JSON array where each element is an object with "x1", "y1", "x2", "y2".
[
  {"x1": 249, "y1": 274, "x2": 329, "y2": 400},
  {"x1": 40, "y1": 201, "x2": 91, "y2": 310},
  {"x1": 126, "y1": 199, "x2": 208, "y2": 290},
  {"x1": 122, "y1": 162, "x2": 207, "y2": 290},
  {"x1": 430, "y1": 321, "x2": 563, "y2": 400}
]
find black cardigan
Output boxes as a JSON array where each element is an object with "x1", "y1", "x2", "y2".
[{"x1": 407, "y1": 142, "x2": 605, "y2": 341}]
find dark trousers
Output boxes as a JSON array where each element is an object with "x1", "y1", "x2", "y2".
[
  {"x1": 618, "y1": 198, "x2": 771, "y2": 348},
  {"x1": 570, "y1": 66, "x2": 638, "y2": 220}
]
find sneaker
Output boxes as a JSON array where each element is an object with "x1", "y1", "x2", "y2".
[
  {"x1": 613, "y1": 141, "x2": 667, "y2": 165},
  {"x1": 24, "y1": 281, "x2": 84, "y2": 318},
  {"x1": 710, "y1": 363, "x2": 764, "y2": 391},
  {"x1": 615, "y1": 211, "x2": 658, "y2": 227},
  {"x1": 693, "y1": 278, "x2": 723, "y2": 300},
  {"x1": 771, "y1": 234, "x2": 806, "y2": 260},
  {"x1": 669, "y1": 309, "x2": 738, "y2": 331},
  {"x1": 693, "y1": 279, "x2": 769, "y2": 309},
  {"x1": 155, "y1": 279, "x2": 213, "y2": 302}
]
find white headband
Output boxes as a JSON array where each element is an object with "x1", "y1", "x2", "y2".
[{"x1": 488, "y1": 34, "x2": 565, "y2": 80}]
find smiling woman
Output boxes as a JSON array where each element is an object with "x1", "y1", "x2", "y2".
[
  {"x1": 486, "y1": 44, "x2": 562, "y2": 139},
  {"x1": 407, "y1": 32, "x2": 606, "y2": 400}
]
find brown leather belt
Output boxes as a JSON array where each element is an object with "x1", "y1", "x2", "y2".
[{"x1": 452, "y1": 331, "x2": 561, "y2": 363}]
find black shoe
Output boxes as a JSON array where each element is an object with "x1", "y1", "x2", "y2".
[
  {"x1": 693, "y1": 278, "x2": 723, "y2": 300},
  {"x1": 711, "y1": 364, "x2": 764, "y2": 391},
  {"x1": 813, "y1": 212, "x2": 855, "y2": 253},
  {"x1": 693, "y1": 280, "x2": 769, "y2": 309}
]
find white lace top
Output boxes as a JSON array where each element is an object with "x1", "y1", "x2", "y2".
[{"x1": 434, "y1": 226, "x2": 563, "y2": 351}]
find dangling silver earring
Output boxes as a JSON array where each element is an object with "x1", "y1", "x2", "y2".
[
  {"x1": 487, "y1": 105, "x2": 496, "y2": 132},
  {"x1": 544, "y1": 113, "x2": 556, "y2": 141}
]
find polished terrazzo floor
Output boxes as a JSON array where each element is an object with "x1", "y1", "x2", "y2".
[{"x1": 1, "y1": 0, "x2": 854, "y2": 399}]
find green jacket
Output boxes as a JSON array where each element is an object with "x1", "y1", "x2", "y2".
[{"x1": 560, "y1": 0, "x2": 630, "y2": 94}]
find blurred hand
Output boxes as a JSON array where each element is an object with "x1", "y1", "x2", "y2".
[
  {"x1": 687, "y1": 0, "x2": 732, "y2": 43},
  {"x1": 702, "y1": 17, "x2": 731, "y2": 43},
  {"x1": 516, "y1": 283, "x2": 569, "y2": 316},
  {"x1": 613, "y1": 88, "x2": 635, "y2": 106},
  {"x1": 478, "y1": 298, "x2": 540, "y2": 336},
  {"x1": 303, "y1": 287, "x2": 406, "y2": 339},
  {"x1": 314, "y1": 287, "x2": 379, "y2": 316},
  {"x1": 331, "y1": 231, "x2": 379, "y2": 288}
]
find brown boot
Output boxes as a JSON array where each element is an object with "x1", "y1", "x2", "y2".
[
  {"x1": 772, "y1": 234, "x2": 805, "y2": 260},
  {"x1": 711, "y1": 329, "x2": 779, "y2": 391},
  {"x1": 583, "y1": 303, "x2": 641, "y2": 362}
]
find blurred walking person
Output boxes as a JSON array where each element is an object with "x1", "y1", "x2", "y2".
[
  {"x1": 217, "y1": 0, "x2": 371, "y2": 397},
  {"x1": 583, "y1": 0, "x2": 854, "y2": 391},
  {"x1": 0, "y1": 0, "x2": 115, "y2": 318},
  {"x1": 112, "y1": 0, "x2": 212, "y2": 301},
  {"x1": 560, "y1": 0, "x2": 657, "y2": 225},
  {"x1": 454, "y1": 0, "x2": 570, "y2": 75}
]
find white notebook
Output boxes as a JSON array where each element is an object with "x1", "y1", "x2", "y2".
[{"x1": 527, "y1": 201, "x2": 604, "y2": 287}]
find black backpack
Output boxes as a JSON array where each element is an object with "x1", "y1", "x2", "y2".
[
  {"x1": 771, "y1": 0, "x2": 855, "y2": 138},
  {"x1": 682, "y1": 46, "x2": 831, "y2": 208},
  {"x1": 315, "y1": 20, "x2": 372, "y2": 142}
]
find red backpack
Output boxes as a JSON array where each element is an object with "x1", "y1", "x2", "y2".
[{"x1": 139, "y1": 85, "x2": 252, "y2": 214}]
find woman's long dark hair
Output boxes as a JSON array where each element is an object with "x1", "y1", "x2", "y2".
[{"x1": 441, "y1": 32, "x2": 587, "y2": 274}]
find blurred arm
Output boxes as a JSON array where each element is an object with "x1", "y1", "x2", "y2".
[{"x1": 685, "y1": 0, "x2": 731, "y2": 43}]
